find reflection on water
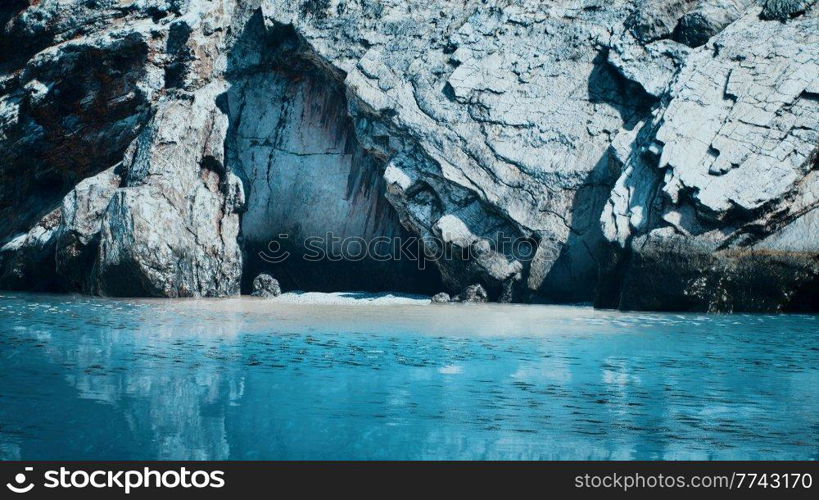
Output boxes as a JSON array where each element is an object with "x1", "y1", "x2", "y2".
[{"x1": 0, "y1": 292, "x2": 817, "y2": 460}]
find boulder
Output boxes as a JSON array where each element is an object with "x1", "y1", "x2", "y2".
[
  {"x1": 674, "y1": 0, "x2": 754, "y2": 47},
  {"x1": 455, "y1": 284, "x2": 488, "y2": 304},
  {"x1": 760, "y1": 0, "x2": 816, "y2": 21},
  {"x1": 251, "y1": 274, "x2": 281, "y2": 298}
]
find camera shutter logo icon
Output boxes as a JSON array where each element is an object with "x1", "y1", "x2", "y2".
[{"x1": 6, "y1": 467, "x2": 34, "y2": 494}]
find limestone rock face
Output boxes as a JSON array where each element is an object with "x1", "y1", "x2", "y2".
[
  {"x1": 1, "y1": 0, "x2": 244, "y2": 297},
  {"x1": 600, "y1": 11, "x2": 819, "y2": 311},
  {"x1": 0, "y1": 0, "x2": 157, "y2": 246},
  {"x1": 93, "y1": 83, "x2": 245, "y2": 297},
  {"x1": 56, "y1": 166, "x2": 124, "y2": 293},
  {"x1": 224, "y1": 15, "x2": 439, "y2": 293},
  {"x1": 0, "y1": 0, "x2": 817, "y2": 311},
  {"x1": 0, "y1": 207, "x2": 62, "y2": 291}
]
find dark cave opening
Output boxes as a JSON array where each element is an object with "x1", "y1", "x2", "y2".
[{"x1": 225, "y1": 13, "x2": 442, "y2": 295}]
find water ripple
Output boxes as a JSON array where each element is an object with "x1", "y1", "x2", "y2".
[{"x1": 0, "y1": 292, "x2": 817, "y2": 460}]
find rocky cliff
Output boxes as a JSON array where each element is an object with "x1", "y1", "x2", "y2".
[{"x1": 0, "y1": 0, "x2": 817, "y2": 311}]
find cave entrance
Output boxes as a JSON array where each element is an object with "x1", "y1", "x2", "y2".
[{"x1": 225, "y1": 15, "x2": 441, "y2": 294}]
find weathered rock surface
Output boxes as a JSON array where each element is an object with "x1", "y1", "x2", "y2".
[
  {"x1": 226, "y1": 15, "x2": 441, "y2": 293},
  {"x1": 600, "y1": 9, "x2": 819, "y2": 311},
  {"x1": 56, "y1": 165, "x2": 124, "y2": 293},
  {"x1": 94, "y1": 81, "x2": 245, "y2": 297},
  {"x1": 251, "y1": 273, "x2": 281, "y2": 297},
  {"x1": 0, "y1": 0, "x2": 816, "y2": 311},
  {"x1": 0, "y1": 1, "x2": 157, "y2": 246},
  {"x1": 0, "y1": 206, "x2": 62, "y2": 291}
]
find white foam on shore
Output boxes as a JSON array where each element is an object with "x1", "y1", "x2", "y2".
[{"x1": 260, "y1": 291, "x2": 430, "y2": 306}]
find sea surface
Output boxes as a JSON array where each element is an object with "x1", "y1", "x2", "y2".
[{"x1": 0, "y1": 292, "x2": 817, "y2": 460}]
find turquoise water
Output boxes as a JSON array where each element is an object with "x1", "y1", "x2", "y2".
[{"x1": 0, "y1": 292, "x2": 817, "y2": 460}]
